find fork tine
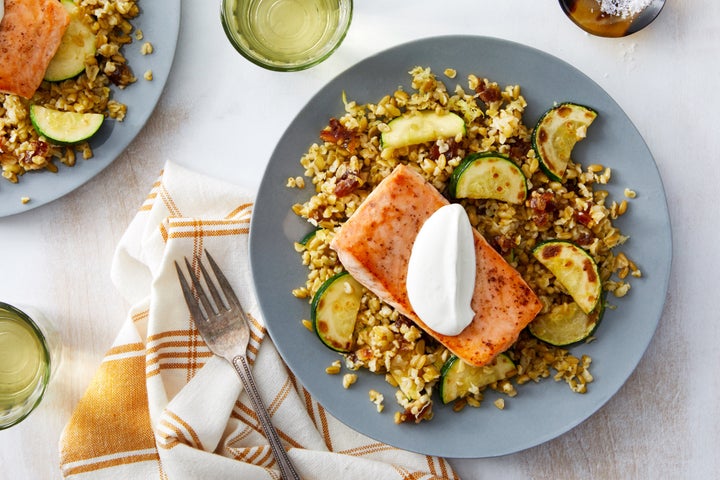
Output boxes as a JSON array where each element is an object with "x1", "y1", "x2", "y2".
[
  {"x1": 204, "y1": 251, "x2": 241, "y2": 309},
  {"x1": 198, "y1": 257, "x2": 228, "y2": 312},
  {"x1": 184, "y1": 257, "x2": 216, "y2": 316},
  {"x1": 174, "y1": 261, "x2": 206, "y2": 322}
]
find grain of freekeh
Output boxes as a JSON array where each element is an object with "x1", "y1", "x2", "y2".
[
  {"x1": 0, "y1": 0, "x2": 140, "y2": 183},
  {"x1": 290, "y1": 66, "x2": 639, "y2": 423}
]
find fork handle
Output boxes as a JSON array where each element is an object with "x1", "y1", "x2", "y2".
[{"x1": 232, "y1": 355, "x2": 301, "y2": 480}]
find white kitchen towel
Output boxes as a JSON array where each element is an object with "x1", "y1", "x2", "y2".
[{"x1": 59, "y1": 161, "x2": 459, "y2": 480}]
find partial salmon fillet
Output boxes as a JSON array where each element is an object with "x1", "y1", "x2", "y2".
[
  {"x1": 330, "y1": 164, "x2": 542, "y2": 367},
  {"x1": 0, "y1": 0, "x2": 70, "y2": 98}
]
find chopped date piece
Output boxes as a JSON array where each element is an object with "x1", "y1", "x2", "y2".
[
  {"x1": 107, "y1": 63, "x2": 134, "y2": 87},
  {"x1": 309, "y1": 209, "x2": 323, "y2": 224},
  {"x1": 391, "y1": 316, "x2": 420, "y2": 339},
  {"x1": 575, "y1": 208, "x2": 593, "y2": 227},
  {"x1": 475, "y1": 79, "x2": 502, "y2": 103},
  {"x1": 19, "y1": 140, "x2": 50, "y2": 167},
  {"x1": 529, "y1": 191, "x2": 556, "y2": 214},
  {"x1": 320, "y1": 118, "x2": 360, "y2": 154},
  {"x1": 493, "y1": 234, "x2": 516, "y2": 254},
  {"x1": 428, "y1": 138, "x2": 460, "y2": 161},
  {"x1": 345, "y1": 350, "x2": 361, "y2": 365},
  {"x1": 575, "y1": 231, "x2": 594, "y2": 246},
  {"x1": 529, "y1": 191, "x2": 556, "y2": 228},
  {"x1": 394, "y1": 315, "x2": 415, "y2": 330},
  {"x1": 334, "y1": 170, "x2": 361, "y2": 196},
  {"x1": 508, "y1": 139, "x2": 531, "y2": 162}
]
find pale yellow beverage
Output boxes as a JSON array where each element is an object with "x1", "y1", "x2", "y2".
[
  {"x1": 222, "y1": 0, "x2": 353, "y2": 70},
  {"x1": 0, "y1": 304, "x2": 51, "y2": 429}
]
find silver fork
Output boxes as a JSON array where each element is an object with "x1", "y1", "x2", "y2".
[{"x1": 175, "y1": 251, "x2": 300, "y2": 480}]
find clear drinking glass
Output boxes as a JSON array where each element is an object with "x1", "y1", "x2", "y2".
[
  {"x1": 221, "y1": 0, "x2": 353, "y2": 71},
  {"x1": 0, "y1": 302, "x2": 60, "y2": 429}
]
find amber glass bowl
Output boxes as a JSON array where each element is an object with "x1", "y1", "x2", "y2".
[{"x1": 559, "y1": 0, "x2": 666, "y2": 37}]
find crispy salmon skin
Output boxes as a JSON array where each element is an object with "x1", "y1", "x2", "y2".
[
  {"x1": 0, "y1": 0, "x2": 70, "y2": 98},
  {"x1": 330, "y1": 164, "x2": 542, "y2": 367}
]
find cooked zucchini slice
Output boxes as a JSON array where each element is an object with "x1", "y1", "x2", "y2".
[
  {"x1": 311, "y1": 271, "x2": 363, "y2": 353},
  {"x1": 381, "y1": 111, "x2": 465, "y2": 150},
  {"x1": 44, "y1": 0, "x2": 97, "y2": 82},
  {"x1": 531, "y1": 103, "x2": 597, "y2": 182},
  {"x1": 439, "y1": 353, "x2": 517, "y2": 404},
  {"x1": 299, "y1": 228, "x2": 319, "y2": 246},
  {"x1": 529, "y1": 301, "x2": 604, "y2": 346},
  {"x1": 532, "y1": 240, "x2": 602, "y2": 314},
  {"x1": 29, "y1": 105, "x2": 104, "y2": 145},
  {"x1": 449, "y1": 152, "x2": 527, "y2": 203}
]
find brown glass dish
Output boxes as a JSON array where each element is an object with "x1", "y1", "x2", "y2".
[{"x1": 559, "y1": 0, "x2": 666, "y2": 37}]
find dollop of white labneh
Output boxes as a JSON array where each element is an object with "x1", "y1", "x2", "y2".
[
  {"x1": 406, "y1": 203, "x2": 476, "y2": 336},
  {"x1": 0, "y1": 1, "x2": 5, "y2": 26}
]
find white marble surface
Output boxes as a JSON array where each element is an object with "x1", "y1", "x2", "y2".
[{"x1": 1, "y1": 0, "x2": 718, "y2": 478}]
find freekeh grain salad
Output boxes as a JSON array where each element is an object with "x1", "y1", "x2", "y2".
[
  {"x1": 0, "y1": 0, "x2": 146, "y2": 185},
  {"x1": 288, "y1": 66, "x2": 641, "y2": 423}
]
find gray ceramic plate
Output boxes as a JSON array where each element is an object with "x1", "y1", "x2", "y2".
[
  {"x1": 250, "y1": 36, "x2": 672, "y2": 458},
  {"x1": 0, "y1": 0, "x2": 181, "y2": 217}
]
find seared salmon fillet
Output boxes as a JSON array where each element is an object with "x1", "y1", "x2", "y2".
[
  {"x1": 330, "y1": 164, "x2": 542, "y2": 367},
  {"x1": 0, "y1": 0, "x2": 70, "y2": 98}
]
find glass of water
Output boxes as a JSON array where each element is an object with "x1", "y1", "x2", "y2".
[{"x1": 0, "y1": 302, "x2": 60, "y2": 429}]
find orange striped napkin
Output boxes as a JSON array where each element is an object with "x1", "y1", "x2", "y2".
[{"x1": 58, "y1": 161, "x2": 458, "y2": 479}]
